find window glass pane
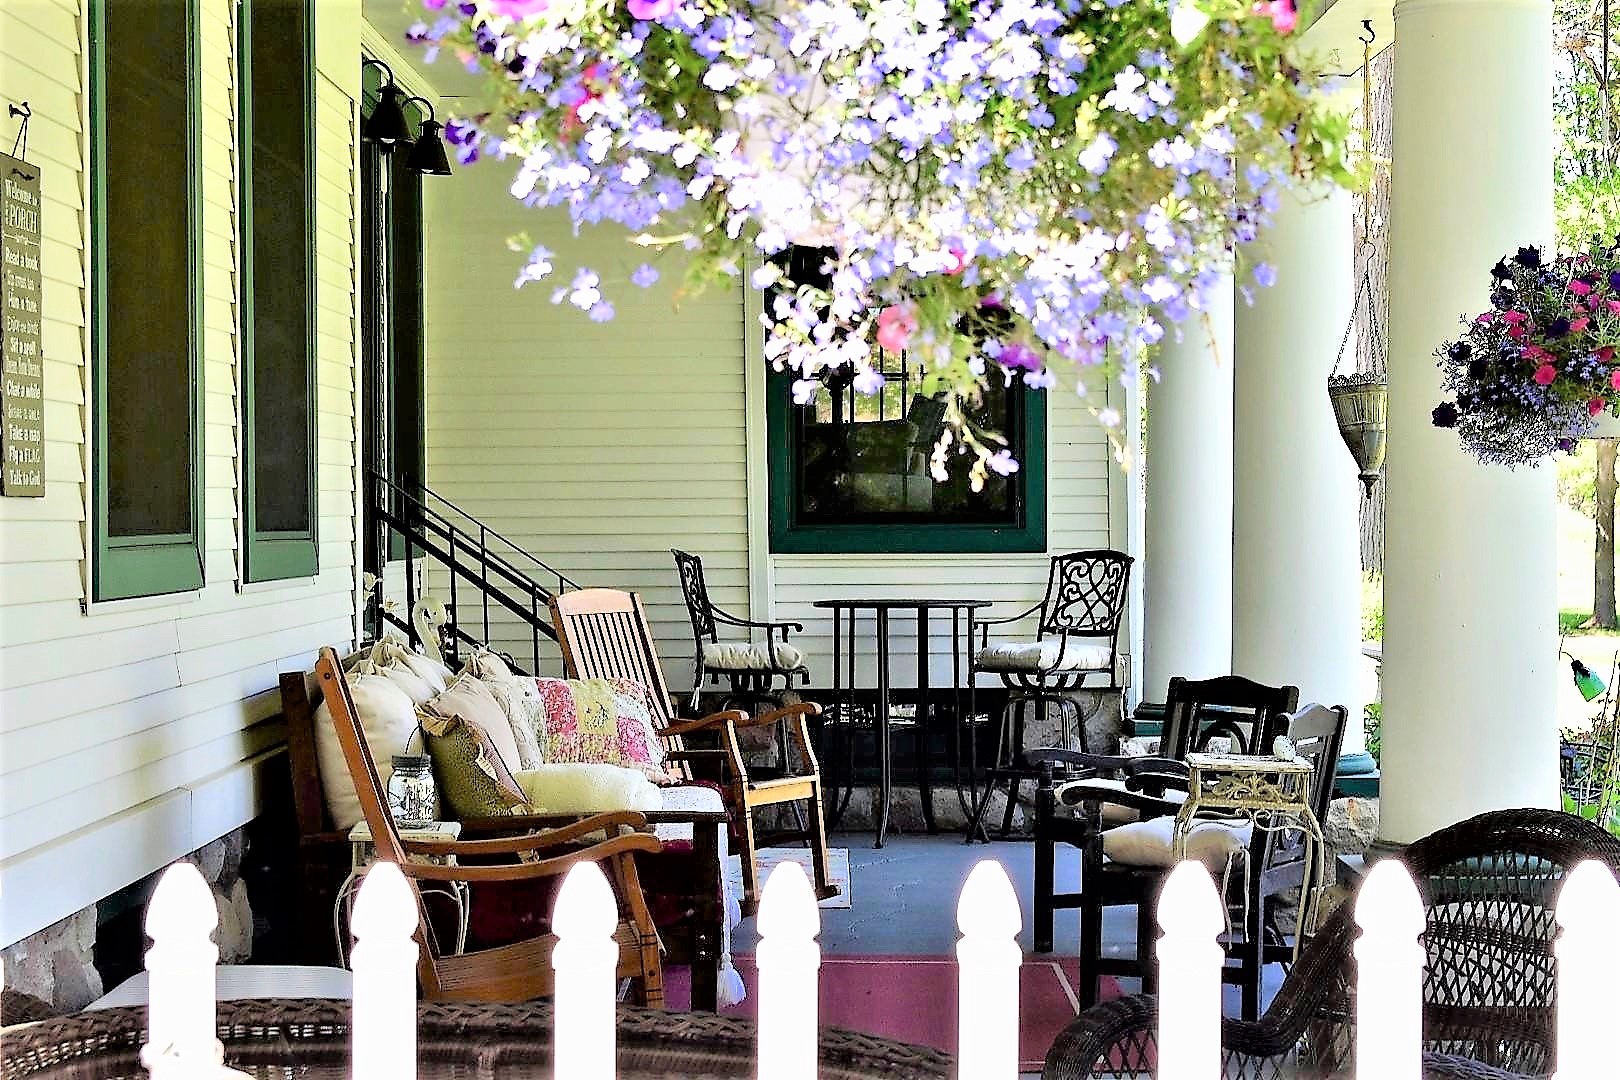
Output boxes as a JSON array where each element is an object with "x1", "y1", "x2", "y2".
[
  {"x1": 247, "y1": 0, "x2": 311, "y2": 535},
  {"x1": 771, "y1": 245, "x2": 1025, "y2": 528},
  {"x1": 795, "y1": 369, "x2": 1020, "y2": 525},
  {"x1": 103, "y1": 0, "x2": 192, "y2": 538}
]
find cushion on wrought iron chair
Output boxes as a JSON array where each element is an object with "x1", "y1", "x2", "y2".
[
  {"x1": 700, "y1": 640, "x2": 807, "y2": 671},
  {"x1": 1100, "y1": 815, "x2": 1253, "y2": 873},
  {"x1": 975, "y1": 639, "x2": 1114, "y2": 672}
]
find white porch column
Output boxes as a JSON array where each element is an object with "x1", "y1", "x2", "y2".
[
  {"x1": 1381, "y1": 0, "x2": 1558, "y2": 843},
  {"x1": 1142, "y1": 284, "x2": 1235, "y2": 703},
  {"x1": 1233, "y1": 183, "x2": 1367, "y2": 752}
]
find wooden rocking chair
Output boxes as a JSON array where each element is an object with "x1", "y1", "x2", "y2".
[
  {"x1": 549, "y1": 589, "x2": 839, "y2": 915},
  {"x1": 315, "y1": 646, "x2": 668, "y2": 1005}
]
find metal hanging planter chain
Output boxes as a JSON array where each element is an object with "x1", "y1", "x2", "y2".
[{"x1": 1328, "y1": 23, "x2": 1389, "y2": 500}]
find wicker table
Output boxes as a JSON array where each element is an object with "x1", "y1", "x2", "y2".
[
  {"x1": 2, "y1": 999, "x2": 954, "y2": 1080},
  {"x1": 1173, "y1": 746, "x2": 1328, "y2": 951}
]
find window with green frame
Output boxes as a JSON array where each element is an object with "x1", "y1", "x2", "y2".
[
  {"x1": 89, "y1": 0, "x2": 205, "y2": 601},
  {"x1": 766, "y1": 251, "x2": 1047, "y2": 554},
  {"x1": 240, "y1": 0, "x2": 318, "y2": 582}
]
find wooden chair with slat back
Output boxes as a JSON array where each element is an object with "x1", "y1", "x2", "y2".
[
  {"x1": 548, "y1": 588, "x2": 838, "y2": 915},
  {"x1": 313, "y1": 646, "x2": 668, "y2": 1005}
]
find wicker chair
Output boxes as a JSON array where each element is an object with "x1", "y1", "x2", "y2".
[{"x1": 1041, "y1": 807, "x2": 1620, "y2": 1080}]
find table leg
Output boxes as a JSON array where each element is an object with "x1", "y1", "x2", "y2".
[
  {"x1": 839, "y1": 606, "x2": 858, "y2": 822},
  {"x1": 876, "y1": 607, "x2": 892, "y2": 848},
  {"x1": 827, "y1": 604, "x2": 848, "y2": 831},
  {"x1": 691, "y1": 821, "x2": 721, "y2": 1012},
  {"x1": 916, "y1": 606, "x2": 937, "y2": 834}
]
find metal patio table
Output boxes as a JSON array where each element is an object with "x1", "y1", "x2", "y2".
[{"x1": 812, "y1": 598, "x2": 990, "y2": 848}]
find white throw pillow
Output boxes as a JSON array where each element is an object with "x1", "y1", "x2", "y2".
[
  {"x1": 353, "y1": 655, "x2": 438, "y2": 705},
  {"x1": 515, "y1": 763, "x2": 661, "y2": 814},
  {"x1": 1101, "y1": 815, "x2": 1253, "y2": 872},
  {"x1": 313, "y1": 673, "x2": 420, "y2": 831}
]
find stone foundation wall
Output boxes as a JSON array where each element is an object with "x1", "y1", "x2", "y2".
[{"x1": 1, "y1": 828, "x2": 254, "y2": 1017}]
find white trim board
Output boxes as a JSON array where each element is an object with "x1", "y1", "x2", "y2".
[{"x1": 0, "y1": 746, "x2": 284, "y2": 948}]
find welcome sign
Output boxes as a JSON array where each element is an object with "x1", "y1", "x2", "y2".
[{"x1": 1, "y1": 150, "x2": 43, "y2": 497}]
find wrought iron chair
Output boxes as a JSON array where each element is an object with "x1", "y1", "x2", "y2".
[
  {"x1": 1029, "y1": 675, "x2": 1302, "y2": 1019},
  {"x1": 673, "y1": 548, "x2": 810, "y2": 714},
  {"x1": 1042, "y1": 807, "x2": 1620, "y2": 1080},
  {"x1": 966, "y1": 550, "x2": 1133, "y2": 840}
]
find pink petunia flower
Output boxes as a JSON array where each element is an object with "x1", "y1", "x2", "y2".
[
  {"x1": 1601, "y1": 346, "x2": 1618, "y2": 362},
  {"x1": 1522, "y1": 345, "x2": 1553, "y2": 362},
  {"x1": 1591, "y1": 398, "x2": 1608, "y2": 418},
  {"x1": 491, "y1": 0, "x2": 549, "y2": 17},
  {"x1": 1476, "y1": 312, "x2": 1496, "y2": 324},
  {"x1": 876, "y1": 304, "x2": 918, "y2": 353},
  {"x1": 1252, "y1": 0, "x2": 1296, "y2": 34},
  {"x1": 1571, "y1": 279, "x2": 1594, "y2": 297},
  {"x1": 628, "y1": 0, "x2": 679, "y2": 18},
  {"x1": 1508, "y1": 324, "x2": 1528, "y2": 340},
  {"x1": 1535, "y1": 364, "x2": 1559, "y2": 386},
  {"x1": 1502, "y1": 310, "x2": 1528, "y2": 324},
  {"x1": 943, "y1": 248, "x2": 968, "y2": 276},
  {"x1": 1611, "y1": 369, "x2": 1620, "y2": 392},
  {"x1": 1608, "y1": 299, "x2": 1620, "y2": 315},
  {"x1": 1572, "y1": 317, "x2": 1591, "y2": 332}
]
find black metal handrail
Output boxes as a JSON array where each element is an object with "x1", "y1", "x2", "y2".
[{"x1": 367, "y1": 471, "x2": 579, "y2": 671}]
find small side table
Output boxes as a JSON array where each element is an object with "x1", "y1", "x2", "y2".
[
  {"x1": 335, "y1": 821, "x2": 470, "y2": 965},
  {"x1": 1173, "y1": 746, "x2": 1327, "y2": 954}
]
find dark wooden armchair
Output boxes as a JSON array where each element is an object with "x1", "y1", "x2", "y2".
[
  {"x1": 1043, "y1": 808, "x2": 1620, "y2": 1080},
  {"x1": 314, "y1": 647, "x2": 668, "y2": 1005},
  {"x1": 549, "y1": 588, "x2": 837, "y2": 916},
  {"x1": 1030, "y1": 674, "x2": 1301, "y2": 1019},
  {"x1": 673, "y1": 548, "x2": 809, "y2": 714}
]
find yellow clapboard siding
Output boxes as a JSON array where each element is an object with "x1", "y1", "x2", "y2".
[{"x1": 0, "y1": 0, "x2": 364, "y2": 948}]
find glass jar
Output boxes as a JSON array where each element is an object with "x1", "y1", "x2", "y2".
[{"x1": 387, "y1": 754, "x2": 439, "y2": 829}]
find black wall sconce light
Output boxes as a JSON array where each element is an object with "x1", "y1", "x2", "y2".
[
  {"x1": 361, "y1": 59, "x2": 450, "y2": 175},
  {"x1": 402, "y1": 97, "x2": 452, "y2": 176}
]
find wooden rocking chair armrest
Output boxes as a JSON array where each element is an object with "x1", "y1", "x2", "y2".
[
  {"x1": 660, "y1": 710, "x2": 748, "y2": 738},
  {"x1": 736, "y1": 701, "x2": 822, "y2": 729},
  {"x1": 398, "y1": 833, "x2": 666, "y2": 883},
  {"x1": 1052, "y1": 781, "x2": 1183, "y2": 819},
  {"x1": 663, "y1": 748, "x2": 728, "y2": 763},
  {"x1": 402, "y1": 811, "x2": 653, "y2": 857},
  {"x1": 1123, "y1": 770, "x2": 1191, "y2": 798},
  {"x1": 1121, "y1": 756, "x2": 1189, "y2": 778}
]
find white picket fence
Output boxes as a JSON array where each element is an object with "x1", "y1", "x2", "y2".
[{"x1": 138, "y1": 854, "x2": 1620, "y2": 1080}]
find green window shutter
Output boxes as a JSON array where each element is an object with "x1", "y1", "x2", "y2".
[
  {"x1": 89, "y1": 0, "x2": 206, "y2": 601},
  {"x1": 239, "y1": 0, "x2": 319, "y2": 582}
]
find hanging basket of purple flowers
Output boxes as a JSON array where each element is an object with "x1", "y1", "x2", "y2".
[{"x1": 1434, "y1": 243, "x2": 1620, "y2": 467}]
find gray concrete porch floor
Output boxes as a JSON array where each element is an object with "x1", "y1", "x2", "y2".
[{"x1": 731, "y1": 831, "x2": 1285, "y2": 1011}]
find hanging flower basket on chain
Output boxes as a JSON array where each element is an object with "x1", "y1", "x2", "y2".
[
  {"x1": 1434, "y1": 243, "x2": 1620, "y2": 467},
  {"x1": 410, "y1": 0, "x2": 1358, "y2": 478}
]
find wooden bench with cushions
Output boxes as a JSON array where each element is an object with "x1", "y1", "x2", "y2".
[{"x1": 278, "y1": 645, "x2": 733, "y2": 1010}]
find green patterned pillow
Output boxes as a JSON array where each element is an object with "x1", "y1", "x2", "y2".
[{"x1": 424, "y1": 719, "x2": 530, "y2": 820}]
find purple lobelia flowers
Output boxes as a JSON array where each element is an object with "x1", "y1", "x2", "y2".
[{"x1": 408, "y1": 0, "x2": 1357, "y2": 481}]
